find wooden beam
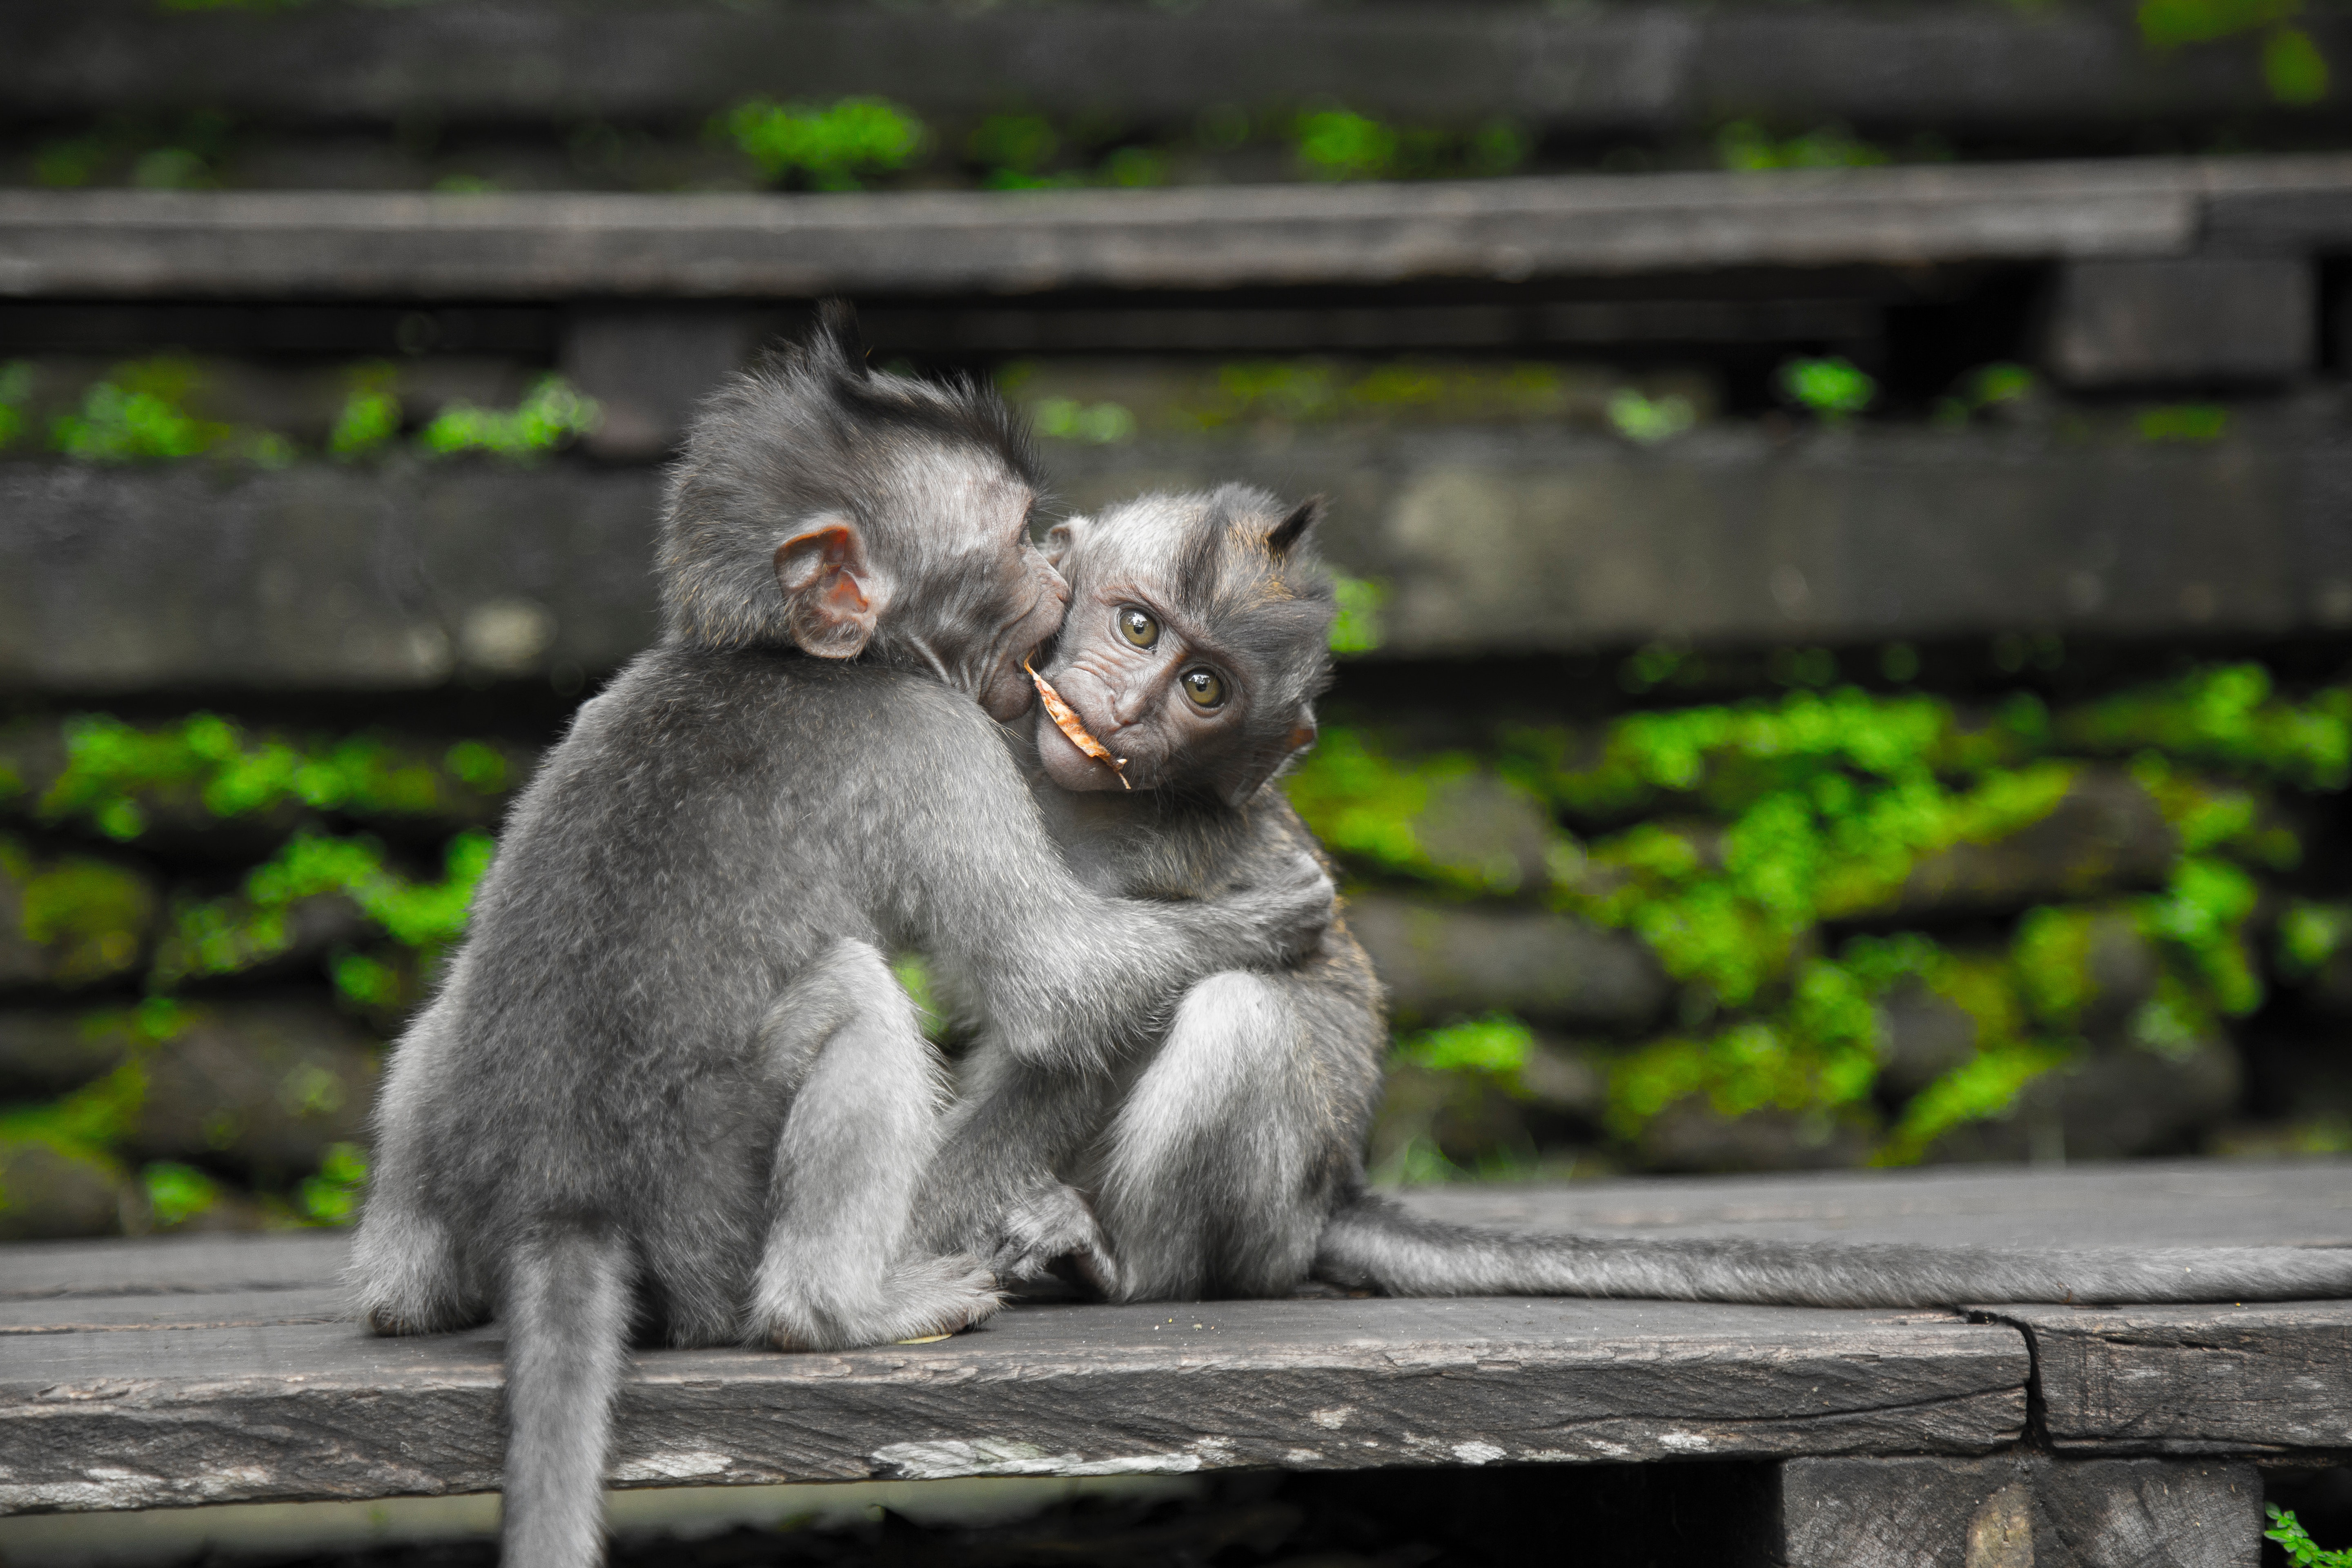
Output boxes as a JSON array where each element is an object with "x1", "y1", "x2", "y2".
[
  {"x1": 15, "y1": 158, "x2": 2352, "y2": 302},
  {"x1": 0, "y1": 1276, "x2": 2026, "y2": 1512},
  {"x1": 1987, "y1": 1301, "x2": 2352, "y2": 1455}
]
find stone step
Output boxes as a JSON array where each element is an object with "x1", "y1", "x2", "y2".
[
  {"x1": 5, "y1": 3, "x2": 2345, "y2": 142},
  {"x1": 7, "y1": 423, "x2": 2346, "y2": 691}
]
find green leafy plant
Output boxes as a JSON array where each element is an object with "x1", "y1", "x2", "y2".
[
  {"x1": 722, "y1": 97, "x2": 926, "y2": 189},
  {"x1": 2268, "y1": 1506, "x2": 2352, "y2": 1568},
  {"x1": 417, "y1": 375, "x2": 599, "y2": 461}
]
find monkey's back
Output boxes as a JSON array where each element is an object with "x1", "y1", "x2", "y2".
[{"x1": 398, "y1": 642, "x2": 1011, "y2": 1303}]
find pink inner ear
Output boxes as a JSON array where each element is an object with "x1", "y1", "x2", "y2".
[
  {"x1": 825, "y1": 572, "x2": 868, "y2": 612},
  {"x1": 1286, "y1": 723, "x2": 1317, "y2": 752}
]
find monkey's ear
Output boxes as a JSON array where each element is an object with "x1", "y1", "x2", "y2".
[
  {"x1": 1284, "y1": 706, "x2": 1319, "y2": 757},
  {"x1": 1042, "y1": 516, "x2": 1090, "y2": 568},
  {"x1": 1266, "y1": 495, "x2": 1325, "y2": 557},
  {"x1": 774, "y1": 519, "x2": 889, "y2": 659}
]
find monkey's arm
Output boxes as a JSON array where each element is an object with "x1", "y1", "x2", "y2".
[{"x1": 886, "y1": 701, "x2": 1334, "y2": 1071}]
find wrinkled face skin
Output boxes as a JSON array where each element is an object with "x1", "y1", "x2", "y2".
[
  {"x1": 872, "y1": 457, "x2": 1069, "y2": 724},
  {"x1": 1033, "y1": 510, "x2": 1249, "y2": 795}
]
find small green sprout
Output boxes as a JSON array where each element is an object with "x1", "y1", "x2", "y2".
[{"x1": 1777, "y1": 357, "x2": 1876, "y2": 422}]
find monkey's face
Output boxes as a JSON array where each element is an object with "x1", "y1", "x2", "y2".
[
  {"x1": 1033, "y1": 490, "x2": 1332, "y2": 804},
  {"x1": 869, "y1": 458, "x2": 1069, "y2": 725}
]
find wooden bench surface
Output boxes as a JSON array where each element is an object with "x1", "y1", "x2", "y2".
[
  {"x1": 7, "y1": 155, "x2": 2352, "y2": 301},
  {"x1": 3, "y1": 1160, "x2": 2347, "y2": 1515}
]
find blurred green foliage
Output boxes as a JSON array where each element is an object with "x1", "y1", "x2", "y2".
[
  {"x1": 4, "y1": 712, "x2": 517, "y2": 1227},
  {"x1": 417, "y1": 374, "x2": 599, "y2": 461},
  {"x1": 2137, "y1": 0, "x2": 2330, "y2": 102},
  {"x1": 1289, "y1": 664, "x2": 2351, "y2": 1165},
  {"x1": 721, "y1": 97, "x2": 927, "y2": 189},
  {"x1": 1718, "y1": 121, "x2": 1889, "y2": 171},
  {"x1": 1292, "y1": 109, "x2": 1528, "y2": 182},
  {"x1": 1777, "y1": 356, "x2": 1877, "y2": 422},
  {"x1": 2138, "y1": 404, "x2": 2230, "y2": 443}
]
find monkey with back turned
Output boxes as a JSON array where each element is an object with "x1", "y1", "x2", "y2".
[
  {"x1": 349, "y1": 315, "x2": 1334, "y2": 1568},
  {"x1": 915, "y1": 482, "x2": 2352, "y2": 1308}
]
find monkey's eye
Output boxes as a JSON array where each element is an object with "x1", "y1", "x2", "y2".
[
  {"x1": 1180, "y1": 667, "x2": 1227, "y2": 710},
  {"x1": 1118, "y1": 607, "x2": 1159, "y2": 649}
]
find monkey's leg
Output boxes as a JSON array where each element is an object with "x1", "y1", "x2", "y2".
[
  {"x1": 913, "y1": 1039, "x2": 1118, "y2": 1292},
  {"x1": 1091, "y1": 971, "x2": 1332, "y2": 1303},
  {"x1": 749, "y1": 940, "x2": 1001, "y2": 1351},
  {"x1": 348, "y1": 1000, "x2": 490, "y2": 1335}
]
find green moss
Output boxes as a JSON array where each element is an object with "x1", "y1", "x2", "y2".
[
  {"x1": 1719, "y1": 121, "x2": 1889, "y2": 172},
  {"x1": 143, "y1": 1161, "x2": 222, "y2": 1228},
  {"x1": 1777, "y1": 356, "x2": 1877, "y2": 421},
  {"x1": 1396, "y1": 1015, "x2": 1535, "y2": 1078},
  {"x1": 417, "y1": 375, "x2": 599, "y2": 461},
  {"x1": 1328, "y1": 576, "x2": 1388, "y2": 656},
  {"x1": 722, "y1": 97, "x2": 926, "y2": 189},
  {"x1": 153, "y1": 831, "x2": 494, "y2": 990},
  {"x1": 11, "y1": 846, "x2": 156, "y2": 985},
  {"x1": 31, "y1": 713, "x2": 501, "y2": 839},
  {"x1": 330, "y1": 364, "x2": 402, "y2": 460},
  {"x1": 296, "y1": 1141, "x2": 367, "y2": 1226}
]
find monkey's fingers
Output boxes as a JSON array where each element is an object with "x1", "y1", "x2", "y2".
[{"x1": 1026, "y1": 660, "x2": 1130, "y2": 788}]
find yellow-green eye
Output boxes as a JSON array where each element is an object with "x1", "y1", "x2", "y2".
[
  {"x1": 1118, "y1": 607, "x2": 1158, "y2": 648},
  {"x1": 1181, "y1": 667, "x2": 1227, "y2": 709}
]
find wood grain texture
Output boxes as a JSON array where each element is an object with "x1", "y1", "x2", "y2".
[
  {"x1": 1984, "y1": 1301, "x2": 2352, "y2": 1456},
  {"x1": 1779, "y1": 1455, "x2": 2260, "y2": 1568},
  {"x1": 0, "y1": 1292, "x2": 2024, "y2": 1514},
  {"x1": 6, "y1": 157, "x2": 2348, "y2": 301}
]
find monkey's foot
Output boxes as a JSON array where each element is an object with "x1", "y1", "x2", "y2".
[
  {"x1": 761, "y1": 1254, "x2": 1002, "y2": 1352},
  {"x1": 991, "y1": 1180, "x2": 1118, "y2": 1298}
]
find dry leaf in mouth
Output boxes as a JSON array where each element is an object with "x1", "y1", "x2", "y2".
[{"x1": 1026, "y1": 660, "x2": 1129, "y2": 788}]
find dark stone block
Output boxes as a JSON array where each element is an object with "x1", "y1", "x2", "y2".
[{"x1": 2047, "y1": 258, "x2": 2317, "y2": 389}]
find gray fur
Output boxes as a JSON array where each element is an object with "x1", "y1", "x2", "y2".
[
  {"x1": 349, "y1": 322, "x2": 1333, "y2": 1568},
  {"x1": 918, "y1": 486, "x2": 2352, "y2": 1310}
]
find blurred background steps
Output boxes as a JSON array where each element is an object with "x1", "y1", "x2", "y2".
[{"x1": 7, "y1": 0, "x2": 2352, "y2": 1239}]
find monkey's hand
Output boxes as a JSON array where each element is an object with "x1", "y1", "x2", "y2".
[
  {"x1": 1220, "y1": 848, "x2": 1337, "y2": 967},
  {"x1": 989, "y1": 1180, "x2": 1118, "y2": 1299}
]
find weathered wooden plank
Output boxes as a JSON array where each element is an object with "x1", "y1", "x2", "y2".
[
  {"x1": 0, "y1": 1232, "x2": 346, "y2": 1301},
  {"x1": 0, "y1": 159, "x2": 2254, "y2": 302},
  {"x1": 1987, "y1": 1301, "x2": 2352, "y2": 1455},
  {"x1": 10, "y1": 424, "x2": 2352, "y2": 691},
  {"x1": 0, "y1": 1286, "x2": 346, "y2": 1334},
  {"x1": 1398, "y1": 1160, "x2": 2352, "y2": 1251},
  {"x1": 4, "y1": 2, "x2": 2343, "y2": 137},
  {"x1": 1778, "y1": 1454, "x2": 2261, "y2": 1568},
  {"x1": 0, "y1": 1296, "x2": 2026, "y2": 1512}
]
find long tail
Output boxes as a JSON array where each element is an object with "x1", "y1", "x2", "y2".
[
  {"x1": 502, "y1": 1225, "x2": 633, "y2": 1568},
  {"x1": 1312, "y1": 1192, "x2": 2352, "y2": 1306}
]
